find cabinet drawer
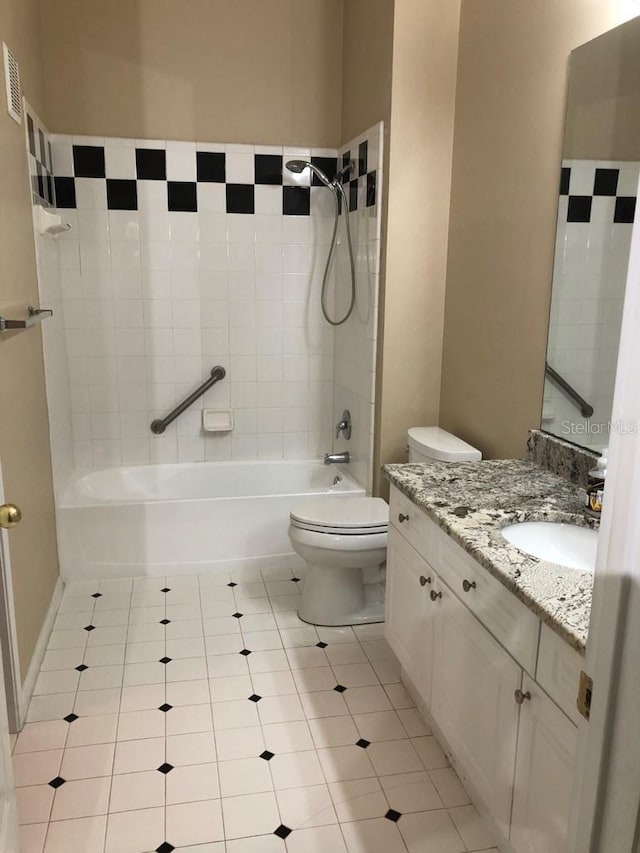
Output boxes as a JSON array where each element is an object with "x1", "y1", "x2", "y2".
[
  {"x1": 389, "y1": 486, "x2": 439, "y2": 567},
  {"x1": 437, "y1": 530, "x2": 540, "y2": 674},
  {"x1": 536, "y1": 623, "x2": 583, "y2": 725}
]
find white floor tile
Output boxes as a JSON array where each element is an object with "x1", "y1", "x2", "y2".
[
  {"x1": 16, "y1": 785, "x2": 54, "y2": 824},
  {"x1": 47, "y1": 629, "x2": 88, "y2": 650},
  {"x1": 120, "y1": 683, "x2": 166, "y2": 712},
  {"x1": 341, "y1": 817, "x2": 407, "y2": 853},
  {"x1": 261, "y1": 720, "x2": 314, "y2": 754},
  {"x1": 329, "y1": 778, "x2": 387, "y2": 822},
  {"x1": 258, "y1": 694, "x2": 305, "y2": 725},
  {"x1": 209, "y1": 674, "x2": 252, "y2": 702},
  {"x1": 360, "y1": 638, "x2": 395, "y2": 660},
  {"x1": 123, "y1": 661, "x2": 166, "y2": 686},
  {"x1": 166, "y1": 731, "x2": 217, "y2": 766},
  {"x1": 44, "y1": 815, "x2": 107, "y2": 853},
  {"x1": 247, "y1": 649, "x2": 290, "y2": 673},
  {"x1": 308, "y1": 715, "x2": 359, "y2": 749},
  {"x1": 117, "y1": 709, "x2": 165, "y2": 741},
  {"x1": 18, "y1": 821, "x2": 47, "y2": 853},
  {"x1": 371, "y1": 659, "x2": 401, "y2": 684},
  {"x1": 270, "y1": 749, "x2": 325, "y2": 790},
  {"x1": 238, "y1": 613, "x2": 277, "y2": 632},
  {"x1": 225, "y1": 835, "x2": 284, "y2": 853},
  {"x1": 344, "y1": 685, "x2": 392, "y2": 715},
  {"x1": 279, "y1": 626, "x2": 318, "y2": 648},
  {"x1": 276, "y1": 783, "x2": 337, "y2": 828},
  {"x1": 113, "y1": 737, "x2": 165, "y2": 774},
  {"x1": 412, "y1": 735, "x2": 449, "y2": 770},
  {"x1": 215, "y1": 726, "x2": 265, "y2": 761},
  {"x1": 166, "y1": 678, "x2": 210, "y2": 706},
  {"x1": 286, "y1": 646, "x2": 328, "y2": 669},
  {"x1": 27, "y1": 694, "x2": 76, "y2": 723},
  {"x1": 124, "y1": 640, "x2": 165, "y2": 664},
  {"x1": 105, "y1": 806, "x2": 164, "y2": 853},
  {"x1": 83, "y1": 644, "x2": 126, "y2": 667},
  {"x1": 166, "y1": 657, "x2": 208, "y2": 682},
  {"x1": 207, "y1": 653, "x2": 249, "y2": 677},
  {"x1": 397, "y1": 707, "x2": 430, "y2": 737},
  {"x1": 299, "y1": 690, "x2": 349, "y2": 719},
  {"x1": 317, "y1": 745, "x2": 376, "y2": 783},
  {"x1": 241, "y1": 629, "x2": 283, "y2": 650},
  {"x1": 251, "y1": 669, "x2": 296, "y2": 696},
  {"x1": 219, "y1": 756, "x2": 273, "y2": 796},
  {"x1": 59, "y1": 743, "x2": 115, "y2": 780},
  {"x1": 165, "y1": 703, "x2": 213, "y2": 735},
  {"x1": 211, "y1": 698, "x2": 259, "y2": 730},
  {"x1": 221, "y1": 791, "x2": 280, "y2": 839},
  {"x1": 428, "y1": 768, "x2": 471, "y2": 808},
  {"x1": 332, "y1": 662, "x2": 380, "y2": 688},
  {"x1": 40, "y1": 648, "x2": 84, "y2": 671},
  {"x1": 87, "y1": 626, "x2": 128, "y2": 646},
  {"x1": 448, "y1": 804, "x2": 496, "y2": 850},
  {"x1": 399, "y1": 809, "x2": 466, "y2": 853},
  {"x1": 166, "y1": 762, "x2": 220, "y2": 804},
  {"x1": 292, "y1": 666, "x2": 336, "y2": 693},
  {"x1": 285, "y1": 823, "x2": 347, "y2": 853},
  {"x1": 127, "y1": 605, "x2": 165, "y2": 625},
  {"x1": 50, "y1": 776, "x2": 111, "y2": 820},
  {"x1": 316, "y1": 626, "x2": 357, "y2": 644},
  {"x1": 91, "y1": 609, "x2": 130, "y2": 628},
  {"x1": 367, "y1": 740, "x2": 423, "y2": 776},
  {"x1": 34, "y1": 670, "x2": 80, "y2": 697},
  {"x1": 13, "y1": 750, "x2": 63, "y2": 787},
  {"x1": 127, "y1": 623, "x2": 165, "y2": 643},
  {"x1": 326, "y1": 643, "x2": 367, "y2": 666},
  {"x1": 14, "y1": 721, "x2": 69, "y2": 754},
  {"x1": 380, "y1": 771, "x2": 444, "y2": 813},
  {"x1": 352, "y1": 710, "x2": 407, "y2": 743},
  {"x1": 109, "y1": 769, "x2": 165, "y2": 812},
  {"x1": 74, "y1": 687, "x2": 121, "y2": 716},
  {"x1": 165, "y1": 618, "x2": 205, "y2": 638},
  {"x1": 66, "y1": 715, "x2": 118, "y2": 748},
  {"x1": 206, "y1": 634, "x2": 246, "y2": 656},
  {"x1": 166, "y1": 637, "x2": 206, "y2": 659}
]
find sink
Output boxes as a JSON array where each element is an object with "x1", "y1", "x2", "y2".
[{"x1": 500, "y1": 521, "x2": 598, "y2": 572}]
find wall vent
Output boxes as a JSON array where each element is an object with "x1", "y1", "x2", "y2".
[{"x1": 3, "y1": 43, "x2": 22, "y2": 124}]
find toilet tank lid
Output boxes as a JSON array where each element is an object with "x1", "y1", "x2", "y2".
[
  {"x1": 290, "y1": 496, "x2": 389, "y2": 529},
  {"x1": 408, "y1": 427, "x2": 482, "y2": 462}
]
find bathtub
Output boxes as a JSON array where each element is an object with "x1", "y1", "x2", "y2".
[{"x1": 57, "y1": 460, "x2": 364, "y2": 580}]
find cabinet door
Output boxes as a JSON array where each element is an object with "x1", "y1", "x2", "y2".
[
  {"x1": 431, "y1": 577, "x2": 521, "y2": 838},
  {"x1": 385, "y1": 529, "x2": 434, "y2": 703},
  {"x1": 510, "y1": 674, "x2": 577, "y2": 853}
]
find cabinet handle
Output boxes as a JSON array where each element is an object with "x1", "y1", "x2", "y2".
[
  {"x1": 419, "y1": 575, "x2": 431, "y2": 587},
  {"x1": 430, "y1": 590, "x2": 442, "y2": 602},
  {"x1": 514, "y1": 689, "x2": 532, "y2": 705},
  {"x1": 398, "y1": 513, "x2": 409, "y2": 523},
  {"x1": 462, "y1": 579, "x2": 476, "y2": 593}
]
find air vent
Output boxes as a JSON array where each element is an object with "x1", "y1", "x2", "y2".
[{"x1": 3, "y1": 43, "x2": 22, "y2": 124}]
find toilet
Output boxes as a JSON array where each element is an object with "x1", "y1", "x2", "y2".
[{"x1": 288, "y1": 428, "x2": 481, "y2": 627}]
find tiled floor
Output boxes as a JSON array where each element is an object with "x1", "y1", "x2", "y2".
[{"x1": 13, "y1": 565, "x2": 498, "y2": 853}]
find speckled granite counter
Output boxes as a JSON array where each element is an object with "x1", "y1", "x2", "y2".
[{"x1": 384, "y1": 460, "x2": 596, "y2": 652}]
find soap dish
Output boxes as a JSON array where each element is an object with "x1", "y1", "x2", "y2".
[{"x1": 203, "y1": 409, "x2": 233, "y2": 433}]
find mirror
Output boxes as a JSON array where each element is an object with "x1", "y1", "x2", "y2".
[{"x1": 543, "y1": 16, "x2": 640, "y2": 451}]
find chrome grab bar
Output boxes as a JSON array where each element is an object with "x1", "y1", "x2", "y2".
[
  {"x1": 150, "y1": 365, "x2": 226, "y2": 434},
  {"x1": 545, "y1": 362, "x2": 594, "y2": 418},
  {"x1": 0, "y1": 306, "x2": 53, "y2": 333}
]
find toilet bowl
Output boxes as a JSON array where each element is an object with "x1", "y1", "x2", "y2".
[{"x1": 288, "y1": 496, "x2": 389, "y2": 626}]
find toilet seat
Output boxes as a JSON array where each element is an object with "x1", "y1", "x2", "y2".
[{"x1": 290, "y1": 496, "x2": 388, "y2": 536}]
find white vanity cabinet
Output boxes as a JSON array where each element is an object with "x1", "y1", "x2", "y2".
[{"x1": 385, "y1": 485, "x2": 580, "y2": 853}]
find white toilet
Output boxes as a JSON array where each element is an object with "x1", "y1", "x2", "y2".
[{"x1": 288, "y1": 428, "x2": 481, "y2": 627}]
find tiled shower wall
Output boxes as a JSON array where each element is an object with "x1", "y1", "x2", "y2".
[
  {"x1": 545, "y1": 158, "x2": 638, "y2": 449},
  {"x1": 28, "y1": 112, "x2": 382, "y2": 485}
]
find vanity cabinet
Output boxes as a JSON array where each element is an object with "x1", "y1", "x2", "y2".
[{"x1": 386, "y1": 485, "x2": 579, "y2": 853}]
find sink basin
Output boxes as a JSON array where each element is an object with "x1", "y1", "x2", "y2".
[{"x1": 500, "y1": 521, "x2": 598, "y2": 572}]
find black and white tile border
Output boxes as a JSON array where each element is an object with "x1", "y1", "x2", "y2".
[
  {"x1": 25, "y1": 105, "x2": 55, "y2": 208},
  {"x1": 560, "y1": 161, "x2": 638, "y2": 224}
]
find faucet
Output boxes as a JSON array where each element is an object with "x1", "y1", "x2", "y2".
[
  {"x1": 324, "y1": 451, "x2": 350, "y2": 465},
  {"x1": 335, "y1": 410, "x2": 352, "y2": 440}
]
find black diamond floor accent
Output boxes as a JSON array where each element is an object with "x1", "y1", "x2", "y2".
[
  {"x1": 156, "y1": 844, "x2": 175, "y2": 853},
  {"x1": 75, "y1": 664, "x2": 89, "y2": 672},
  {"x1": 64, "y1": 713, "x2": 78, "y2": 723},
  {"x1": 356, "y1": 738, "x2": 371, "y2": 748},
  {"x1": 157, "y1": 763, "x2": 174, "y2": 774},
  {"x1": 316, "y1": 641, "x2": 328, "y2": 648},
  {"x1": 161, "y1": 588, "x2": 171, "y2": 593},
  {"x1": 291, "y1": 577, "x2": 300, "y2": 582},
  {"x1": 159, "y1": 657, "x2": 172, "y2": 664},
  {"x1": 48, "y1": 776, "x2": 66, "y2": 789},
  {"x1": 91, "y1": 592, "x2": 102, "y2": 598},
  {"x1": 228, "y1": 582, "x2": 237, "y2": 587},
  {"x1": 158, "y1": 703, "x2": 173, "y2": 712},
  {"x1": 239, "y1": 649, "x2": 252, "y2": 656},
  {"x1": 84, "y1": 625, "x2": 95, "y2": 632},
  {"x1": 232, "y1": 612, "x2": 243, "y2": 618},
  {"x1": 248, "y1": 694, "x2": 262, "y2": 703},
  {"x1": 274, "y1": 825, "x2": 292, "y2": 839},
  {"x1": 385, "y1": 809, "x2": 402, "y2": 822},
  {"x1": 160, "y1": 619, "x2": 171, "y2": 625},
  {"x1": 260, "y1": 750, "x2": 274, "y2": 761},
  {"x1": 334, "y1": 684, "x2": 347, "y2": 693}
]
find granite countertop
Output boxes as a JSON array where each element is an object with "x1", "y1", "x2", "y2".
[{"x1": 384, "y1": 459, "x2": 596, "y2": 652}]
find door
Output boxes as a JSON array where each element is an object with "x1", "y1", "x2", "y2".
[
  {"x1": 511, "y1": 674, "x2": 577, "y2": 853},
  {"x1": 385, "y1": 529, "x2": 435, "y2": 702},
  {"x1": 0, "y1": 518, "x2": 19, "y2": 852},
  {"x1": 430, "y1": 576, "x2": 521, "y2": 839}
]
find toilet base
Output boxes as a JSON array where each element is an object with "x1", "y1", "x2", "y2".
[
  {"x1": 296, "y1": 561, "x2": 385, "y2": 627},
  {"x1": 298, "y1": 601, "x2": 384, "y2": 627}
]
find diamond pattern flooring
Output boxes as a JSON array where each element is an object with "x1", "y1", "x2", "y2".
[{"x1": 13, "y1": 565, "x2": 498, "y2": 853}]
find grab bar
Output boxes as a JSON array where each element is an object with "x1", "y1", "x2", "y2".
[
  {"x1": 545, "y1": 362, "x2": 594, "y2": 418},
  {"x1": 0, "y1": 306, "x2": 53, "y2": 333},
  {"x1": 150, "y1": 365, "x2": 226, "y2": 434}
]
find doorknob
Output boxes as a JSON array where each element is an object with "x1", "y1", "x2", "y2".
[{"x1": 0, "y1": 504, "x2": 22, "y2": 529}]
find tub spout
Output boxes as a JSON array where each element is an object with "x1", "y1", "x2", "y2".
[{"x1": 324, "y1": 452, "x2": 350, "y2": 465}]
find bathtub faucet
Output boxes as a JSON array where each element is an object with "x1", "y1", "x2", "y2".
[{"x1": 324, "y1": 451, "x2": 350, "y2": 465}]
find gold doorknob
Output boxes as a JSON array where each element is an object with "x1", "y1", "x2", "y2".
[{"x1": 0, "y1": 504, "x2": 22, "y2": 529}]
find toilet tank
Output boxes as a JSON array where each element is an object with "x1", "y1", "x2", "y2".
[{"x1": 407, "y1": 427, "x2": 481, "y2": 463}]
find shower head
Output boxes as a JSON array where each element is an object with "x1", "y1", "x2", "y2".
[{"x1": 285, "y1": 159, "x2": 333, "y2": 189}]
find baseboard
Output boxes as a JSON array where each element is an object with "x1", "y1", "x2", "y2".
[{"x1": 19, "y1": 575, "x2": 64, "y2": 726}]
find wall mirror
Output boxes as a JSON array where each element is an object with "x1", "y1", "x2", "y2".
[{"x1": 543, "y1": 15, "x2": 640, "y2": 451}]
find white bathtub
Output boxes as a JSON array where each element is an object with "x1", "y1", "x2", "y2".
[{"x1": 57, "y1": 460, "x2": 363, "y2": 580}]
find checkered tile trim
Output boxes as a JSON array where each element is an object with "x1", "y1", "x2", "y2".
[
  {"x1": 25, "y1": 107, "x2": 54, "y2": 208},
  {"x1": 52, "y1": 144, "x2": 378, "y2": 215},
  {"x1": 560, "y1": 164, "x2": 637, "y2": 224}
]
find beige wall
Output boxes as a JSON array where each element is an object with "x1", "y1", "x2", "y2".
[
  {"x1": 374, "y1": 0, "x2": 461, "y2": 494},
  {"x1": 39, "y1": 0, "x2": 343, "y2": 146},
  {"x1": 0, "y1": 0, "x2": 60, "y2": 682},
  {"x1": 564, "y1": 16, "x2": 640, "y2": 161},
  {"x1": 439, "y1": 1, "x2": 640, "y2": 460}
]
